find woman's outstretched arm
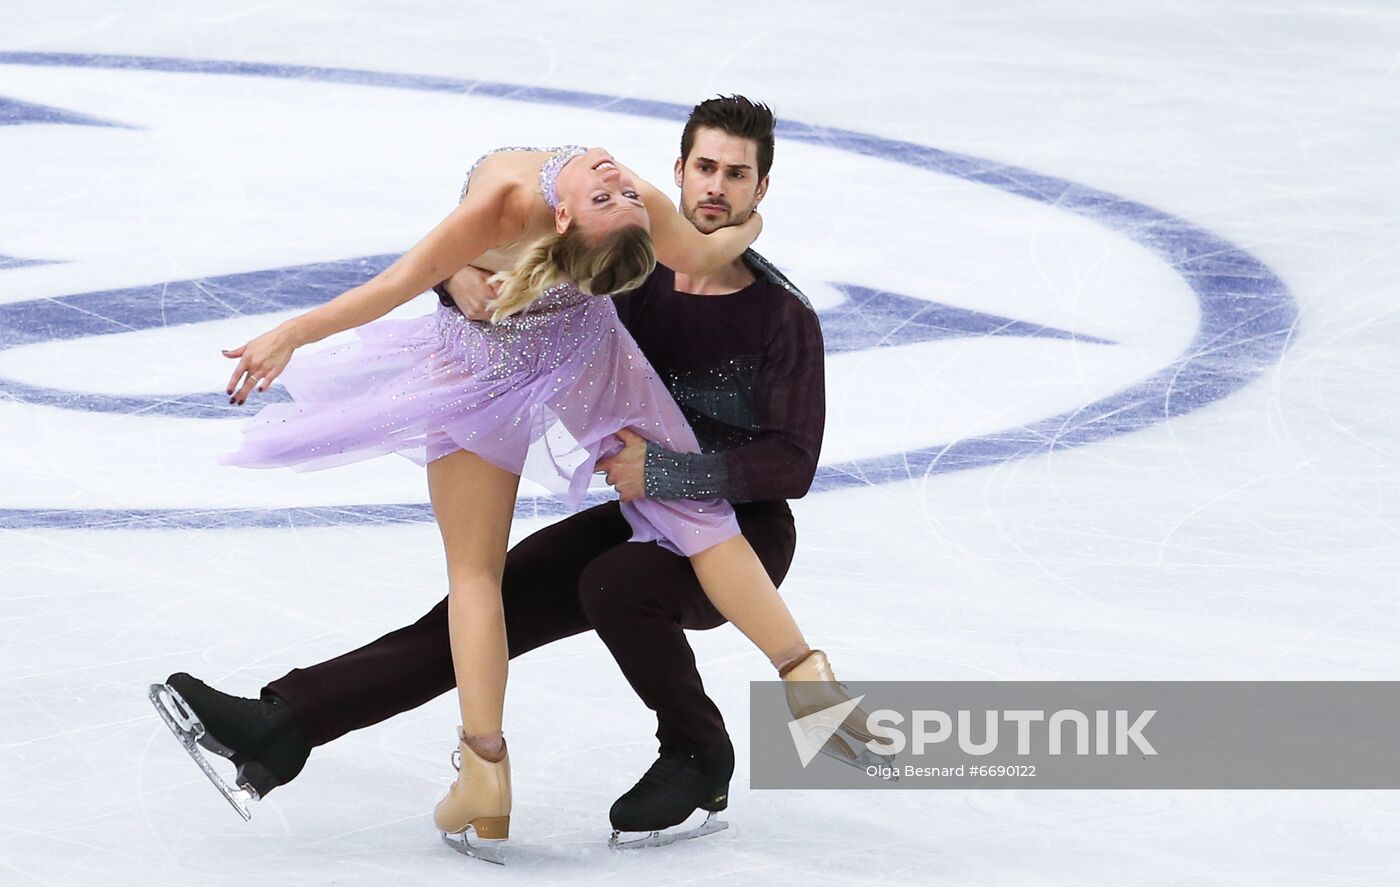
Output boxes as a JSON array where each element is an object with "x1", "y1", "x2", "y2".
[
  {"x1": 291, "y1": 178, "x2": 523, "y2": 345},
  {"x1": 225, "y1": 179, "x2": 524, "y2": 403}
]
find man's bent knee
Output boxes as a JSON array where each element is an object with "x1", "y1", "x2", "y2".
[{"x1": 577, "y1": 561, "x2": 655, "y2": 625}]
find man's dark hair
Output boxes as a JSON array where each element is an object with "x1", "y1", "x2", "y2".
[{"x1": 680, "y1": 95, "x2": 776, "y2": 180}]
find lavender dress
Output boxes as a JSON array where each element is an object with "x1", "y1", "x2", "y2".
[{"x1": 221, "y1": 146, "x2": 740, "y2": 557}]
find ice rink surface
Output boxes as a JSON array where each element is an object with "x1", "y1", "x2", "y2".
[{"x1": 3, "y1": 1, "x2": 1399, "y2": 883}]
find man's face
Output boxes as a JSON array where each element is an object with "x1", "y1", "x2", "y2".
[{"x1": 674, "y1": 127, "x2": 769, "y2": 234}]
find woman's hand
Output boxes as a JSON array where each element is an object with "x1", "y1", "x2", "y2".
[
  {"x1": 640, "y1": 178, "x2": 763, "y2": 275},
  {"x1": 223, "y1": 322, "x2": 303, "y2": 404},
  {"x1": 738, "y1": 209, "x2": 762, "y2": 237}
]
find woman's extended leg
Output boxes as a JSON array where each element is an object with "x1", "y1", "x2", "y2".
[
  {"x1": 688, "y1": 535, "x2": 810, "y2": 672},
  {"x1": 426, "y1": 448, "x2": 521, "y2": 753},
  {"x1": 691, "y1": 534, "x2": 882, "y2": 772},
  {"x1": 427, "y1": 448, "x2": 521, "y2": 856}
]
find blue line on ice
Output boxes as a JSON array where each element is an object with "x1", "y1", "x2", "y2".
[{"x1": 0, "y1": 53, "x2": 1296, "y2": 530}]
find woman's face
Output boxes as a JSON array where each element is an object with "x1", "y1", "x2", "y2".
[{"x1": 553, "y1": 147, "x2": 651, "y2": 237}]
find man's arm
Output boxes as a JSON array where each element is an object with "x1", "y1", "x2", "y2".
[{"x1": 643, "y1": 267, "x2": 825, "y2": 503}]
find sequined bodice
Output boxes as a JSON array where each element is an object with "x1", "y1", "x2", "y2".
[
  {"x1": 460, "y1": 145, "x2": 589, "y2": 207},
  {"x1": 513, "y1": 281, "x2": 590, "y2": 316},
  {"x1": 442, "y1": 145, "x2": 594, "y2": 321}
]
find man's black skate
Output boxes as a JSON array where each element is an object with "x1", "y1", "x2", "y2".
[
  {"x1": 608, "y1": 736, "x2": 733, "y2": 849},
  {"x1": 149, "y1": 673, "x2": 310, "y2": 820}
]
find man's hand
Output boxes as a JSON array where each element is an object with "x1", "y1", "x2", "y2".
[
  {"x1": 442, "y1": 265, "x2": 499, "y2": 321},
  {"x1": 597, "y1": 428, "x2": 648, "y2": 501}
]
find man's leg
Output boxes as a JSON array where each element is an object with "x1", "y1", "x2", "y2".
[
  {"x1": 576, "y1": 502, "x2": 797, "y2": 753},
  {"x1": 265, "y1": 502, "x2": 633, "y2": 748}
]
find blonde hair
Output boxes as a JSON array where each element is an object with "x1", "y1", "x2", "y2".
[{"x1": 488, "y1": 224, "x2": 656, "y2": 322}]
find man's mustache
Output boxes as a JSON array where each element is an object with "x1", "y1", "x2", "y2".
[{"x1": 696, "y1": 199, "x2": 730, "y2": 210}]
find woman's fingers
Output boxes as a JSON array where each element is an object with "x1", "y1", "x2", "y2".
[
  {"x1": 227, "y1": 357, "x2": 249, "y2": 396},
  {"x1": 232, "y1": 372, "x2": 260, "y2": 404},
  {"x1": 224, "y1": 331, "x2": 292, "y2": 402},
  {"x1": 229, "y1": 355, "x2": 265, "y2": 403},
  {"x1": 231, "y1": 358, "x2": 287, "y2": 400}
]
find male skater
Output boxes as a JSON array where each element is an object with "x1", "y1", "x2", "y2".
[{"x1": 158, "y1": 95, "x2": 825, "y2": 841}]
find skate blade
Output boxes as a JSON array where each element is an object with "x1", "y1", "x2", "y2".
[
  {"x1": 609, "y1": 810, "x2": 729, "y2": 850},
  {"x1": 148, "y1": 683, "x2": 258, "y2": 821},
  {"x1": 441, "y1": 829, "x2": 507, "y2": 865},
  {"x1": 819, "y1": 730, "x2": 899, "y2": 779}
]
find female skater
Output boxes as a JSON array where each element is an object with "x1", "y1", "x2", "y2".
[{"x1": 220, "y1": 145, "x2": 862, "y2": 859}]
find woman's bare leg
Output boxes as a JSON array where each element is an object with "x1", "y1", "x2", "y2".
[
  {"x1": 688, "y1": 535, "x2": 809, "y2": 671},
  {"x1": 426, "y1": 449, "x2": 521, "y2": 754}
]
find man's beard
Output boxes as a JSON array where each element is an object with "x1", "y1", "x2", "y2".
[{"x1": 684, "y1": 201, "x2": 752, "y2": 234}]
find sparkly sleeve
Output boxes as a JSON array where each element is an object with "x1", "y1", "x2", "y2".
[{"x1": 644, "y1": 287, "x2": 826, "y2": 502}]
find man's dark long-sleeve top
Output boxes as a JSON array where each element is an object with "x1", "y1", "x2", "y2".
[{"x1": 614, "y1": 251, "x2": 825, "y2": 504}]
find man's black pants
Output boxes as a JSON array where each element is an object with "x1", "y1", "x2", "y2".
[{"x1": 265, "y1": 499, "x2": 796, "y2": 754}]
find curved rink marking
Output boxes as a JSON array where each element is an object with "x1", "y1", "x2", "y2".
[{"x1": 0, "y1": 53, "x2": 1297, "y2": 530}]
